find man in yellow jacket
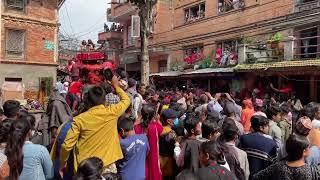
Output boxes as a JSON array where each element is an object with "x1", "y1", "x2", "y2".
[{"x1": 59, "y1": 76, "x2": 130, "y2": 174}]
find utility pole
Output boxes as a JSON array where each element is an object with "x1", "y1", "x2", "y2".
[{"x1": 128, "y1": 0, "x2": 157, "y2": 85}]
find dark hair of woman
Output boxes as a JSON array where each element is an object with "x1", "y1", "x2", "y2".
[
  {"x1": 20, "y1": 115, "x2": 36, "y2": 129},
  {"x1": 141, "y1": 104, "x2": 156, "y2": 129},
  {"x1": 286, "y1": 134, "x2": 310, "y2": 162},
  {"x1": 0, "y1": 119, "x2": 13, "y2": 143},
  {"x1": 5, "y1": 119, "x2": 31, "y2": 180},
  {"x1": 74, "y1": 157, "x2": 103, "y2": 180}
]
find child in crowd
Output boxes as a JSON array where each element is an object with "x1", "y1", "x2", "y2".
[
  {"x1": 175, "y1": 113, "x2": 202, "y2": 173},
  {"x1": 201, "y1": 120, "x2": 220, "y2": 141},
  {"x1": 197, "y1": 141, "x2": 236, "y2": 180},
  {"x1": 2, "y1": 100, "x2": 21, "y2": 121},
  {"x1": 118, "y1": 116, "x2": 149, "y2": 180},
  {"x1": 159, "y1": 109, "x2": 178, "y2": 179},
  {"x1": 74, "y1": 157, "x2": 104, "y2": 180},
  {"x1": 266, "y1": 105, "x2": 282, "y2": 141},
  {"x1": 74, "y1": 157, "x2": 120, "y2": 180},
  {"x1": 279, "y1": 104, "x2": 293, "y2": 143}
]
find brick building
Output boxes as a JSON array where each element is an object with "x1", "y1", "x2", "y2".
[
  {"x1": 103, "y1": 0, "x2": 320, "y2": 101},
  {"x1": 0, "y1": 0, "x2": 65, "y2": 101}
]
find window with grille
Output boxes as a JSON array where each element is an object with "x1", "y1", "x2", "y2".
[
  {"x1": 184, "y1": 3, "x2": 205, "y2": 23},
  {"x1": 294, "y1": 25, "x2": 320, "y2": 59},
  {"x1": 218, "y1": 0, "x2": 245, "y2": 13},
  {"x1": 7, "y1": 0, "x2": 25, "y2": 10},
  {"x1": 6, "y1": 29, "x2": 26, "y2": 58}
]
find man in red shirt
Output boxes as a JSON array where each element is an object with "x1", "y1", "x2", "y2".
[{"x1": 68, "y1": 78, "x2": 83, "y2": 111}]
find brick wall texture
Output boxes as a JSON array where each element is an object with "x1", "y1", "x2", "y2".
[
  {"x1": 0, "y1": 0, "x2": 59, "y2": 100},
  {"x1": 150, "y1": 0, "x2": 295, "y2": 66},
  {"x1": 1, "y1": 0, "x2": 58, "y2": 63}
]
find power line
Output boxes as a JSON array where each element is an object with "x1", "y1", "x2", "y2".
[
  {"x1": 73, "y1": 15, "x2": 106, "y2": 38},
  {"x1": 64, "y1": 2, "x2": 75, "y2": 36}
]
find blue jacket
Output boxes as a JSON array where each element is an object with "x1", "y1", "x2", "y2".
[{"x1": 20, "y1": 142, "x2": 53, "y2": 180}]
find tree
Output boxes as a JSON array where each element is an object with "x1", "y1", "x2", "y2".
[{"x1": 128, "y1": 0, "x2": 157, "y2": 85}]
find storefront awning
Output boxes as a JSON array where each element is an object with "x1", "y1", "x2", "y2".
[{"x1": 234, "y1": 59, "x2": 320, "y2": 73}]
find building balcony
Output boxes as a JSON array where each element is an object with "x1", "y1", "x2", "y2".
[
  {"x1": 111, "y1": 3, "x2": 137, "y2": 22},
  {"x1": 295, "y1": 0, "x2": 320, "y2": 12},
  {"x1": 98, "y1": 31, "x2": 123, "y2": 42}
]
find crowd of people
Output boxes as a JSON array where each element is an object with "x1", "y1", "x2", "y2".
[{"x1": 1, "y1": 68, "x2": 320, "y2": 180}]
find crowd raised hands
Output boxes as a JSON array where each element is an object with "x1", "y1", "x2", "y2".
[{"x1": 1, "y1": 70, "x2": 320, "y2": 180}]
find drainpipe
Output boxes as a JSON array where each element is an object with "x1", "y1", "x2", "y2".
[{"x1": 0, "y1": 2, "x2": 2, "y2": 61}]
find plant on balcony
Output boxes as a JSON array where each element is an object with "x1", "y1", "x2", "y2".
[
  {"x1": 196, "y1": 55, "x2": 214, "y2": 69},
  {"x1": 268, "y1": 32, "x2": 284, "y2": 43},
  {"x1": 170, "y1": 61, "x2": 186, "y2": 71},
  {"x1": 268, "y1": 32, "x2": 284, "y2": 61},
  {"x1": 128, "y1": 0, "x2": 158, "y2": 85}
]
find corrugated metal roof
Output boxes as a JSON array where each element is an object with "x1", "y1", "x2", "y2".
[
  {"x1": 150, "y1": 68, "x2": 234, "y2": 77},
  {"x1": 150, "y1": 71, "x2": 183, "y2": 77},
  {"x1": 183, "y1": 68, "x2": 234, "y2": 75},
  {"x1": 234, "y1": 59, "x2": 320, "y2": 71}
]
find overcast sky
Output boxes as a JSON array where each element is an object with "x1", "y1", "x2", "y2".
[{"x1": 59, "y1": 0, "x2": 111, "y2": 43}]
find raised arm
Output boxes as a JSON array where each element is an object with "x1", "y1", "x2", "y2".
[
  {"x1": 109, "y1": 76, "x2": 130, "y2": 117},
  {"x1": 59, "y1": 118, "x2": 81, "y2": 168}
]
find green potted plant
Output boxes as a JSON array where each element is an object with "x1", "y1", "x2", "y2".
[{"x1": 268, "y1": 32, "x2": 284, "y2": 60}]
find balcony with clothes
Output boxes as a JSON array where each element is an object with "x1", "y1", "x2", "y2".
[
  {"x1": 295, "y1": 0, "x2": 320, "y2": 13},
  {"x1": 215, "y1": 40, "x2": 239, "y2": 67},
  {"x1": 218, "y1": 0, "x2": 245, "y2": 13},
  {"x1": 98, "y1": 23, "x2": 124, "y2": 43}
]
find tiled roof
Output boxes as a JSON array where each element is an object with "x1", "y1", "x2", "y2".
[{"x1": 234, "y1": 59, "x2": 320, "y2": 71}]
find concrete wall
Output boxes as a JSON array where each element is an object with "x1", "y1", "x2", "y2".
[{"x1": 0, "y1": 63, "x2": 57, "y2": 90}]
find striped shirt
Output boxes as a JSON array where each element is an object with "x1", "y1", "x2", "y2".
[{"x1": 239, "y1": 133, "x2": 278, "y2": 176}]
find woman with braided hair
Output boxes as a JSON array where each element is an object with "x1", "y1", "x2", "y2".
[{"x1": 6, "y1": 119, "x2": 53, "y2": 180}]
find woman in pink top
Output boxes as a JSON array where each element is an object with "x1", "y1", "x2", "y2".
[{"x1": 134, "y1": 104, "x2": 163, "y2": 180}]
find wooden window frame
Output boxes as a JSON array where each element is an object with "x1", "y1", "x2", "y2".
[
  {"x1": 6, "y1": 0, "x2": 26, "y2": 11},
  {"x1": 184, "y1": 3, "x2": 205, "y2": 23},
  {"x1": 5, "y1": 28, "x2": 26, "y2": 60}
]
